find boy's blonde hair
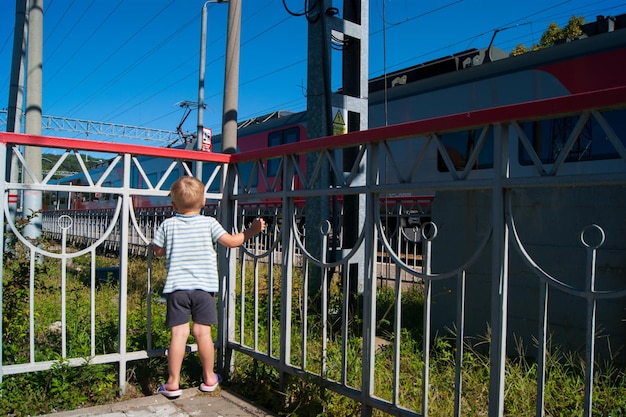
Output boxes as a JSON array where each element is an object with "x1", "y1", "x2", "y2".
[{"x1": 170, "y1": 176, "x2": 206, "y2": 211}]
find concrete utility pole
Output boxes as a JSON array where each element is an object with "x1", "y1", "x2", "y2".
[
  {"x1": 196, "y1": 0, "x2": 235, "y2": 179},
  {"x1": 213, "y1": 0, "x2": 241, "y2": 381},
  {"x1": 23, "y1": 0, "x2": 44, "y2": 239},
  {"x1": 221, "y1": 0, "x2": 241, "y2": 154}
]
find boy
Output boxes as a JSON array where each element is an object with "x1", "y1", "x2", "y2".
[{"x1": 152, "y1": 176, "x2": 265, "y2": 397}]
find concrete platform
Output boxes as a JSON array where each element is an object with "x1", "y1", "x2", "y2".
[{"x1": 38, "y1": 387, "x2": 276, "y2": 417}]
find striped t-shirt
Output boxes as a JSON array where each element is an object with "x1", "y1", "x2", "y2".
[{"x1": 153, "y1": 214, "x2": 227, "y2": 294}]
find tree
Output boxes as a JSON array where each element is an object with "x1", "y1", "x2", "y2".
[
  {"x1": 42, "y1": 153, "x2": 104, "y2": 179},
  {"x1": 510, "y1": 15, "x2": 585, "y2": 56},
  {"x1": 510, "y1": 43, "x2": 530, "y2": 57}
]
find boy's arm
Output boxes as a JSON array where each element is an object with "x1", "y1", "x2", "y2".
[
  {"x1": 152, "y1": 243, "x2": 166, "y2": 257},
  {"x1": 218, "y1": 217, "x2": 266, "y2": 248}
]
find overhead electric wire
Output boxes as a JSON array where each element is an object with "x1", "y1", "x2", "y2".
[
  {"x1": 113, "y1": 5, "x2": 300, "y2": 130},
  {"x1": 45, "y1": 0, "x2": 96, "y2": 61},
  {"x1": 46, "y1": 0, "x2": 177, "y2": 114},
  {"x1": 0, "y1": 30, "x2": 13, "y2": 98},
  {"x1": 97, "y1": 0, "x2": 277, "y2": 126},
  {"x1": 70, "y1": 13, "x2": 198, "y2": 121},
  {"x1": 369, "y1": 0, "x2": 623, "y2": 80},
  {"x1": 373, "y1": 0, "x2": 464, "y2": 33},
  {"x1": 43, "y1": 0, "x2": 75, "y2": 46},
  {"x1": 282, "y1": 0, "x2": 308, "y2": 17},
  {"x1": 46, "y1": 0, "x2": 124, "y2": 84},
  {"x1": 0, "y1": 28, "x2": 12, "y2": 57},
  {"x1": 72, "y1": 0, "x2": 281, "y2": 126},
  {"x1": 101, "y1": 28, "x2": 234, "y2": 125},
  {"x1": 103, "y1": 66, "x2": 199, "y2": 125}
]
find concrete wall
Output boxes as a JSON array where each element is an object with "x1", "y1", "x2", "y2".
[{"x1": 430, "y1": 186, "x2": 626, "y2": 362}]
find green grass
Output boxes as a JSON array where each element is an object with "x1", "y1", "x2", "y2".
[{"x1": 227, "y1": 269, "x2": 626, "y2": 416}]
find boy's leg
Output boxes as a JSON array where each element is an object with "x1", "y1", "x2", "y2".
[
  {"x1": 166, "y1": 323, "x2": 190, "y2": 389},
  {"x1": 193, "y1": 322, "x2": 219, "y2": 386}
]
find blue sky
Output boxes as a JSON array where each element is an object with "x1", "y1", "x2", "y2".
[{"x1": 1, "y1": 0, "x2": 625, "y2": 146}]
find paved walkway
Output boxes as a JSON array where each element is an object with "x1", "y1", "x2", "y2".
[{"x1": 39, "y1": 387, "x2": 276, "y2": 417}]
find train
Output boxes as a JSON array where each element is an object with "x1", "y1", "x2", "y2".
[{"x1": 43, "y1": 14, "x2": 626, "y2": 227}]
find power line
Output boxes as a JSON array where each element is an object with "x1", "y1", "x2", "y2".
[
  {"x1": 96, "y1": 15, "x2": 200, "y2": 123},
  {"x1": 45, "y1": 0, "x2": 95, "y2": 60},
  {"x1": 46, "y1": 1, "x2": 124, "y2": 82},
  {"x1": 45, "y1": 1, "x2": 177, "y2": 115}
]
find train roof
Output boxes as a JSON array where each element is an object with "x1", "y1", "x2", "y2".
[
  {"x1": 368, "y1": 13, "x2": 626, "y2": 96},
  {"x1": 577, "y1": 12, "x2": 626, "y2": 36},
  {"x1": 236, "y1": 110, "x2": 296, "y2": 129},
  {"x1": 369, "y1": 14, "x2": 626, "y2": 106},
  {"x1": 368, "y1": 47, "x2": 509, "y2": 94}
]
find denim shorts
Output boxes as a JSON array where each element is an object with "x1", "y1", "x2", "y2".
[{"x1": 165, "y1": 290, "x2": 217, "y2": 327}]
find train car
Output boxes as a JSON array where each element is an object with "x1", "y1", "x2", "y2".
[{"x1": 48, "y1": 156, "x2": 186, "y2": 211}]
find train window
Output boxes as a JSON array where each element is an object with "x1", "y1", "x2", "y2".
[
  {"x1": 518, "y1": 109, "x2": 626, "y2": 165},
  {"x1": 268, "y1": 127, "x2": 300, "y2": 176},
  {"x1": 437, "y1": 129, "x2": 494, "y2": 171},
  {"x1": 283, "y1": 127, "x2": 299, "y2": 144}
]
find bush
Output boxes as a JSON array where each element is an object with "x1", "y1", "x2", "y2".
[{"x1": 0, "y1": 361, "x2": 117, "y2": 416}]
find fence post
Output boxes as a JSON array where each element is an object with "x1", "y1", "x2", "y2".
[
  {"x1": 488, "y1": 123, "x2": 510, "y2": 416},
  {"x1": 116, "y1": 153, "x2": 132, "y2": 394},
  {"x1": 0, "y1": 142, "x2": 6, "y2": 388},
  {"x1": 217, "y1": 162, "x2": 237, "y2": 378}
]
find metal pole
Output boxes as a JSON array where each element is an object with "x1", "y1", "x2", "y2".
[
  {"x1": 6, "y1": 0, "x2": 27, "y2": 135},
  {"x1": 24, "y1": 0, "x2": 43, "y2": 239},
  {"x1": 117, "y1": 153, "x2": 132, "y2": 394},
  {"x1": 341, "y1": 0, "x2": 368, "y2": 298},
  {"x1": 488, "y1": 123, "x2": 509, "y2": 416},
  {"x1": 196, "y1": 2, "x2": 209, "y2": 180},
  {"x1": 5, "y1": 0, "x2": 28, "y2": 245}
]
